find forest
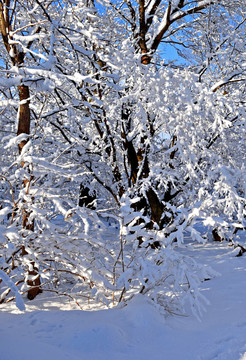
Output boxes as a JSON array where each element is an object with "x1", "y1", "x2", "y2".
[{"x1": 0, "y1": 0, "x2": 245, "y2": 320}]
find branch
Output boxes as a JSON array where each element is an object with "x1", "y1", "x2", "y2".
[
  {"x1": 170, "y1": 1, "x2": 214, "y2": 23},
  {"x1": 124, "y1": 0, "x2": 136, "y2": 24},
  {"x1": 10, "y1": 20, "x2": 47, "y2": 36},
  {"x1": 139, "y1": 0, "x2": 147, "y2": 53},
  {"x1": 206, "y1": 116, "x2": 239, "y2": 149},
  {"x1": 33, "y1": 0, "x2": 52, "y2": 23},
  {"x1": 151, "y1": 0, "x2": 214, "y2": 52},
  {"x1": 199, "y1": 17, "x2": 246, "y2": 79},
  {"x1": 85, "y1": 162, "x2": 120, "y2": 205},
  {"x1": 150, "y1": 1, "x2": 172, "y2": 51},
  {"x1": 49, "y1": 120, "x2": 72, "y2": 144},
  {"x1": 0, "y1": 0, "x2": 11, "y2": 53},
  {"x1": 146, "y1": 0, "x2": 162, "y2": 30},
  {"x1": 211, "y1": 76, "x2": 246, "y2": 93}
]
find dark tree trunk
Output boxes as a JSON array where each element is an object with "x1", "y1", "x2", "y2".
[
  {"x1": 212, "y1": 229, "x2": 223, "y2": 242},
  {"x1": 17, "y1": 85, "x2": 41, "y2": 299},
  {"x1": 79, "y1": 185, "x2": 97, "y2": 209},
  {"x1": 17, "y1": 85, "x2": 31, "y2": 153}
]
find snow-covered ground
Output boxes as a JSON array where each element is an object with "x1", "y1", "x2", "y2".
[{"x1": 1, "y1": 239, "x2": 246, "y2": 360}]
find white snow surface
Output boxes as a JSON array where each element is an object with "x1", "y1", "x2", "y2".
[{"x1": 1, "y1": 240, "x2": 246, "y2": 360}]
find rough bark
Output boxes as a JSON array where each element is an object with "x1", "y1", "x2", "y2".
[
  {"x1": 17, "y1": 85, "x2": 31, "y2": 153},
  {"x1": 17, "y1": 84, "x2": 41, "y2": 299},
  {"x1": 17, "y1": 85, "x2": 41, "y2": 300}
]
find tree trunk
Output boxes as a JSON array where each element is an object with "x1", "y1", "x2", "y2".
[
  {"x1": 0, "y1": 1, "x2": 41, "y2": 299},
  {"x1": 17, "y1": 84, "x2": 35, "y2": 231},
  {"x1": 17, "y1": 85, "x2": 31, "y2": 153},
  {"x1": 18, "y1": 84, "x2": 41, "y2": 299}
]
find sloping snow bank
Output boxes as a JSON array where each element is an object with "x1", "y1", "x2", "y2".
[{"x1": 0, "y1": 241, "x2": 246, "y2": 360}]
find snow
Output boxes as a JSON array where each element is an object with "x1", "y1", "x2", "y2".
[
  {"x1": 0, "y1": 270, "x2": 25, "y2": 311},
  {"x1": 1, "y1": 239, "x2": 246, "y2": 360}
]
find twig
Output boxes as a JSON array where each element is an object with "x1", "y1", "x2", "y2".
[{"x1": 10, "y1": 20, "x2": 48, "y2": 36}]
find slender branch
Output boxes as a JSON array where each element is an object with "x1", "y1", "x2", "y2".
[
  {"x1": 85, "y1": 163, "x2": 120, "y2": 205},
  {"x1": 212, "y1": 77, "x2": 246, "y2": 93},
  {"x1": 50, "y1": 120, "x2": 72, "y2": 144},
  {"x1": 124, "y1": 0, "x2": 136, "y2": 23},
  {"x1": 10, "y1": 20, "x2": 47, "y2": 36}
]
